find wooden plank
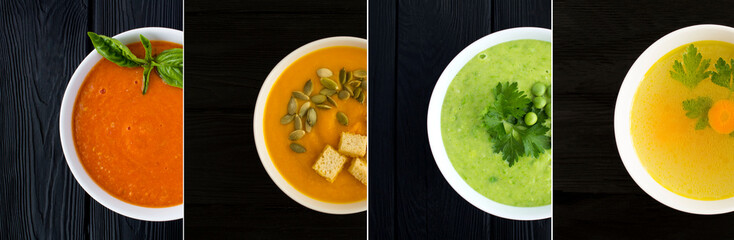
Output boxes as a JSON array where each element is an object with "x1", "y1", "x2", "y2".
[
  {"x1": 367, "y1": 0, "x2": 397, "y2": 239},
  {"x1": 0, "y1": 0, "x2": 183, "y2": 238},
  {"x1": 0, "y1": 0, "x2": 89, "y2": 239},
  {"x1": 394, "y1": 0, "x2": 493, "y2": 239},
  {"x1": 553, "y1": 0, "x2": 734, "y2": 238},
  {"x1": 490, "y1": 0, "x2": 552, "y2": 239},
  {"x1": 87, "y1": 0, "x2": 183, "y2": 238},
  {"x1": 183, "y1": 0, "x2": 367, "y2": 238}
]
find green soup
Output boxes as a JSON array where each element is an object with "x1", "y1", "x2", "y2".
[{"x1": 440, "y1": 39, "x2": 551, "y2": 207}]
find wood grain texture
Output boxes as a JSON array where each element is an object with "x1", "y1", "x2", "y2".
[
  {"x1": 366, "y1": 0, "x2": 550, "y2": 239},
  {"x1": 554, "y1": 0, "x2": 734, "y2": 238},
  {"x1": 0, "y1": 0, "x2": 182, "y2": 239},
  {"x1": 183, "y1": 0, "x2": 366, "y2": 238},
  {"x1": 367, "y1": 0, "x2": 396, "y2": 239}
]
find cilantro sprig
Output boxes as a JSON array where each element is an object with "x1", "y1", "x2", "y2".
[{"x1": 482, "y1": 82, "x2": 550, "y2": 167}]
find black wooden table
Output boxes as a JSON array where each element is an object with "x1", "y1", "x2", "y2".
[
  {"x1": 368, "y1": 0, "x2": 551, "y2": 239},
  {"x1": 0, "y1": 1, "x2": 182, "y2": 239},
  {"x1": 554, "y1": 0, "x2": 734, "y2": 238},
  {"x1": 183, "y1": 0, "x2": 366, "y2": 239}
]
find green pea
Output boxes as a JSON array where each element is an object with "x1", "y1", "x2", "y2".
[
  {"x1": 524, "y1": 112, "x2": 538, "y2": 126},
  {"x1": 531, "y1": 83, "x2": 546, "y2": 96},
  {"x1": 545, "y1": 102, "x2": 551, "y2": 118},
  {"x1": 533, "y1": 96, "x2": 547, "y2": 109}
]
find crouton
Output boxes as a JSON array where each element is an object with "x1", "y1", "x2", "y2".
[
  {"x1": 348, "y1": 157, "x2": 367, "y2": 185},
  {"x1": 338, "y1": 132, "x2": 367, "y2": 157},
  {"x1": 312, "y1": 145, "x2": 348, "y2": 183}
]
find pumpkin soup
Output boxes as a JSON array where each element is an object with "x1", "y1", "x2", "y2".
[
  {"x1": 263, "y1": 46, "x2": 367, "y2": 203},
  {"x1": 632, "y1": 41, "x2": 734, "y2": 200},
  {"x1": 73, "y1": 41, "x2": 183, "y2": 208}
]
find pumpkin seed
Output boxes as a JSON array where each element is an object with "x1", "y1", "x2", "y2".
[
  {"x1": 357, "y1": 93, "x2": 365, "y2": 103},
  {"x1": 338, "y1": 90, "x2": 350, "y2": 99},
  {"x1": 353, "y1": 69, "x2": 367, "y2": 78},
  {"x1": 280, "y1": 114, "x2": 294, "y2": 124},
  {"x1": 354, "y1": 87, "x2": 362, "y2": 98},
  {"x1": 346, "y1": 71, "x2": 353, "y2": 83},
  {"x1": 316, "y1": 68, "x2": 333, "y2": 78},
  {"x1": 290, "y1": 143, "x2": 306, "y2": 153},
  {"x1": 287, "y1": 97, "x2": 297, "y2": 115},
  {"x1": 344, "y1": 85, "x2": 354, "y2": 96},
  {"x1": 320, "y1": 77, "x2": 339, "y2": 90},
  {"x1": 289, "y1": 130, "x2": 306, "y2": 140},
  {"x1": 339, "y1": 68, "x2": 346, "y2": 84},
  {"x1": 316, "y1": 104, "x2": 332, "y2": 109},
  {"x1": 320, "y1": 88, "x2": 336, "y2": 96},
  {"x1": 348, "y1": 80, "x2": 361, "y2": 88},
  {"x1": 299, "y1": 102, "x2": 311, "y2": 117},
  {"x1": 293, "y1": 91, "x2": 310, "y2": 101},
  {"x1": 294, "y1": 115, "x2": 303, "y2": 130},
  {"x1": 304, "y1": 123, "x2": 312, "y2": 133},
  {"x1": 303, "y1": 79, "x2": 313, "y2": 95},
  {"x1": 307, "y1": 108, "x2": 317, "y2": 126},
  {"x1": 326, "y1": 95, "x2": 338, "y2": 107},
  {"x1": 311, "y1": 94, "x2": 326, "y2": 104},
  {"x1": 337, "y1": 112, "x2": 349, "y2": 126}
]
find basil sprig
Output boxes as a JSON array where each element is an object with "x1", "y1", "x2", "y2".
[
  {"x1": 153, "y1": 48, "x2": 183, "y2": 88},
  {"x1": 87, "y1": 32, "x2": 183, "y2": 94}
]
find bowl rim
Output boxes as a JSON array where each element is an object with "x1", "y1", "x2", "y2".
[
  {"x1": 59, "y1": 27, "x2": 183, "y2": 221},
  {"x1": 614, "y1": 24, "x2": 734, "y2": 215},
  {"x1": 426, "y1": 27, "x2": 552, "y2": 220},
  {"x1": 252, "y1": 36, "x2": 367, "y2": 214}
]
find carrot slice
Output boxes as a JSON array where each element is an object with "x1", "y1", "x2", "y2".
[{"x1": 708, "y1": 99, "x2": 734, "y2": 134}]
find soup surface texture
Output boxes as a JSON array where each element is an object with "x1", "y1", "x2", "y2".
[
  {"x1": 632, "y1": 41, "x2": 734, "y2": 200},
  {"x1": 73, "y1": 41, "x2": 183, "y2": 207},
  {"x1": 441, "y1": 40, "x2": 551, "y2": 207},
  {"x1": 263, "y1": 46, "x2": 367, "y2": 203}
]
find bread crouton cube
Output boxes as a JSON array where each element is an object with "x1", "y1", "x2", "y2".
[
  {"x1": 348, "y1": 157, "x2": 367, "y2": 185},
  {"x1": 338, "y1": 132, "x2": 367, "y2": 157},
  {"x1": 312, "y1": 145, "x2": 348, "y2": 183}
]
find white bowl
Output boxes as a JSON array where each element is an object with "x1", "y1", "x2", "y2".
[
  {"x1": 615, "y1": 24, "x2": 734, "y2": 215},
  {"x1": 59, "y1": 27, "x2": 183, "y2": 221},
  {"x1": 426, "y1": 27, "x2": 552, "y2": 220},
  {"x1": 253, "y1": 37, "x2": 367, "y2": 214}
]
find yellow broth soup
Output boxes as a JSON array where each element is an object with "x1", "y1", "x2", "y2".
[{"x1": 631, "y1": 40, "x2": 734, "y2": 200}]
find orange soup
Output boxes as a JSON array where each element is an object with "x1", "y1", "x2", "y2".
[
  {"x1": 73, "y1": 41, "x2": 183, "y2": 207},
  {"x1": 263, "y1": 46, "x2": 367, "y2": 203}
]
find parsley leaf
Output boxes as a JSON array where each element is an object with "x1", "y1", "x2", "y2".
[
  {"x1": 491, "y1": 82, "x2": 531, "y2": 120},
  {"x1": 711, "y1": 57, "x2": 734, "y2": 91},
  {"x1": 670, "y1": 44, "x2": 711, "y2": 89},
  {"x1": 482, "y1": 82, "x2": 550, "y2": 167},
  {"x1": 682, "y1": 96, "x2": 713, "y2": 130},
  {"x1": 522, "y1": 109, "x2": 550, "y2": 158}
]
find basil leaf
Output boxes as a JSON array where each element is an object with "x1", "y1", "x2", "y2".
[
  {"x1": 142, "y1": 64, "x2": 153, "y2": 94},
  {"x1": 87, "y1": 32, "x2": 145, "y2": 67},
  {"x1": 154, "y1": 48, "x2": 183, "y2": 88},
  {"x1": 139, "y1": 34, "x2": 153, "y2": 62}
]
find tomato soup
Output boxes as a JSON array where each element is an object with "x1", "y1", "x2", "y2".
[
  {"x1": 263, "y1": 46, "x2": 367, "y2": 203},
  {"x1": 73, "y1": 41, "x2": 183, "y2": 207}
]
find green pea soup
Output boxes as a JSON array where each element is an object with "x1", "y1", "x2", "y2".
[{"x1": 440, "y1": 39, "x2": 551, "y2": 207}]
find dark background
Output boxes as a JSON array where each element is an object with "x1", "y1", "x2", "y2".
[
  {"x1": 554, "y1": 0, "x2": 734, "y2": 238},
  {"x1": 368, "y1": 0, "x2": 551, "y2": 239},
  {"x1": 183, "y1": 0, "x2": 366, "y2": 239},
  {"x1": 0, "y1": 0, "x2": 182, "y2": 239}
]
